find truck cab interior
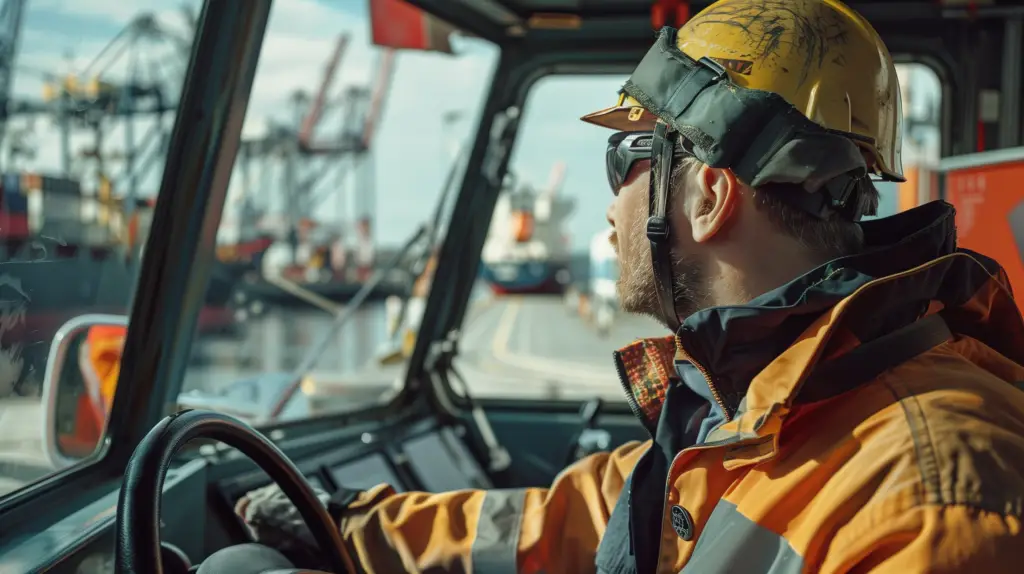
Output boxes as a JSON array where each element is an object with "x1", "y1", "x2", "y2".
[{"x1": 0, "y1": 0, "x2": 1021, "y2": 572}]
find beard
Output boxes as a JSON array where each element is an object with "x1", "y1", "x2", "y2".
[{"x1": 614, "y1": 205, "x2": 707, "y2": 328}]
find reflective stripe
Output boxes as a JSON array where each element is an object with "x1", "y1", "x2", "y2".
[
  {"x1": 471, "y1": 488, "x2": 527, "y2": 574},
  {"x1": 681, "y1": 499, "x2": 804, "y2": 574}
]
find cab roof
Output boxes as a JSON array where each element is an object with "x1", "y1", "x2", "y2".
[{"x1": 410, "y1": 0, "x2": 1013, "y2": 45}]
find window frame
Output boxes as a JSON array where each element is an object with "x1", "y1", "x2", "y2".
[
  {"x1": 173, "y1": 17, "x2": 507, "y2": 435},
  {"x1": 402, "y1": 47, "x2": 644, "y2": 414}
]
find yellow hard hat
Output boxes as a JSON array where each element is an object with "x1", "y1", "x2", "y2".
[{"x1": 582, "y1": 0, "x2": 904, "y2": 182}]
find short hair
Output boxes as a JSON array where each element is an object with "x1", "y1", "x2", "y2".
[{"x1": 672, "y1": 157, "x2": 878, "y2": 259}]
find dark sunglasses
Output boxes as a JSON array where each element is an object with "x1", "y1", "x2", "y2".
[{"x1": 605, "y1": 130, "x2": 689, "y2": 194}]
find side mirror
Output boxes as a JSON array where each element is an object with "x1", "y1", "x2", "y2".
[{"x1": 40, "y1": 314, "x2": 128, "y2": 470}]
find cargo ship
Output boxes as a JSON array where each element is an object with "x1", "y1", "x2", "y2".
[
  {"x1": 236, "y1": 217, "x2": 409, "y2": 309},
  {"x1": 479, "y1": 162, "x2": 573, "y2": 295},
  {"x1": 0, "y1": 170, "x2": 263, "y2": 396},
  {"x1": 0, "y1": 172, "x2": 140, "y2": 397},
  {"x1": 209, "y1": 232, "x2": 275, "y2": 313}
]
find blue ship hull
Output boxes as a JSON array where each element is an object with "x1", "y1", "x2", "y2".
[{"x1": 479, "y1": 260, "x2": 568, "y2": 295}]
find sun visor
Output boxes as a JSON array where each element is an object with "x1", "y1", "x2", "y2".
[{"x1": 621, "y1": 27, "x2": 871, "y2": 217}]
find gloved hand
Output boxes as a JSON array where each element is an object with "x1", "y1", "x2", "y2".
[{"x1": 234, "y1": 483, "x2": 333, "y2": 561}]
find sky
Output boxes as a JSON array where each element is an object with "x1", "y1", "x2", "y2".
[{"x1": 5, "y1": 0, "x2": 943, "y2": 250}]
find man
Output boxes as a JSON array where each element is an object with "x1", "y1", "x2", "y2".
[{"x1": 236, "y1": 0, "x2": 1024, "y2": 571}]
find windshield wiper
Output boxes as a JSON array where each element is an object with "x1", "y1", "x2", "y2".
[{"x1": 264, "y1": 224, "x2": 428, "y2": 422}]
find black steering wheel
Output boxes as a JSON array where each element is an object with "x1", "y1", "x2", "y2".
[{"x1": 113, "y1": 409, "x2": 358, "y2": 574}]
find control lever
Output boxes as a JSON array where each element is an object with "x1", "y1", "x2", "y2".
[
  {"x1": 447, "y1": 357, "x2": 511, "y2": 474},
  {"x1": 565, "y1": 398, "x2": 612, "y2": 466}
]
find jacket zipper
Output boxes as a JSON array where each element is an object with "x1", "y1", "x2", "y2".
[
  {"x1": 613, "y1": 350, "x2": 653, "y2": 437},
  {"x1": 675, "y1": 331, "x2": 732, "y2": 423},
  {"x1": 615, "y1": 338, "x2": 730, "y2": 570}
]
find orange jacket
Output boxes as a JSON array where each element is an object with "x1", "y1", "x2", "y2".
[
  {"x1": 284, "y1": 203, "x2": 1024, "y2": 572},
  {"x1": 61, "y1": 325, "x2": 126, "y2": 456}
]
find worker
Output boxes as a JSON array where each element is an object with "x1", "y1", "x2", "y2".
[{"x1": 234, "y1": 0, "x2": 1024, "y2": 572}]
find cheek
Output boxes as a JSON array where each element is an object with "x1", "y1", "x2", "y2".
[
  {"x1": 620, "y1": 168, "x2": 650, "y2": 215},
  {"x1": 621, "y1": 190, "x2": 648, "y2": 233},
  {"x1": 611, "y1": 197, "x2": 635, "y2": 233}
]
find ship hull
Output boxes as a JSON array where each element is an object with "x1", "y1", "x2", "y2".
[
  {"x1": 0, "y1": 253, "x2": 136, "y2": 397},
  {"x1": 235, "y1": 275, "x2": 410, "y2": 308},
  {"x1": 480, "y1": 260, "x2": 568, "y2": 295},
  {"x1": 0, "y1": 242, "x2": 265, "y2": 397}
]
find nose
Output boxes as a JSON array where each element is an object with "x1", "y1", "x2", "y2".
[{"x1": 606, "y1": 202, "x2": 615, "y2": 227}]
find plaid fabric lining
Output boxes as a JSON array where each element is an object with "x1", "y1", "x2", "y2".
[{"x1": 616, "y1": 335, "x2": 678, "y2": 429}]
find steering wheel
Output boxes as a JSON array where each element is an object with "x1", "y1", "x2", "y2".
[{"x1": 113, "y1": 409, "x2": 358, "y2": 574}]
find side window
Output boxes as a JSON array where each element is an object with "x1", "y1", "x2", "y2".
[
  {"x1": 456, "y1": 75, "x2": 661, "y2": 403},
  {"x1": 0, "y1": 2, "x2": 198, "y2": 495}
]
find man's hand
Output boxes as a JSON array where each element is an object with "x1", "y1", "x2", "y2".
[{"x1": 234, "y1": 483, "x2": 333, "y2": 555}]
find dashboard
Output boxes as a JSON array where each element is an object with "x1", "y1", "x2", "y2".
[
  {"x1": 401, "y1": 427, "x2": 492, "y2": 491},
  {"x1": 216, "y1": 422, "x2": 492, "y2": 506},
  {"x1": 0, "y1": 419, "x2": 495, "y2": 573}
]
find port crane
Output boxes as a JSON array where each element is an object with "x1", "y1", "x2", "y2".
[
  {"x1": 40, "y1": 11, "x2": 193, "y2": 211},
  {"x1": 0, "y1": 3, "x2": 192, "y2": 249},
  {"x1": 235, "y1": 33, "x2": 396, "y2": 269}
]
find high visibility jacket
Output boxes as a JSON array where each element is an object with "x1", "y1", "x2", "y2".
[{"x1": 327, "y1": 201, "x2": 1024, "y2": 572}]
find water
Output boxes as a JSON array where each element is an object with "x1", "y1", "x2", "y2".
[
  {"x1": 186, "y1": 304, "x2": 390, "y2": 393},
  {"x1": 183, "y1": 281, "x2": 493, "y2": 397}
]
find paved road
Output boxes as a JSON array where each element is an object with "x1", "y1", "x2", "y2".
[
  {"x1": 454, "y1": 295, "x2": 661, "y2": 398},
  {"x1": 0, "y1": 295, "x2": 664, "y2": 495},
  {"x1": 0, "y1": 398, "x2": 50, "y2": 496}
]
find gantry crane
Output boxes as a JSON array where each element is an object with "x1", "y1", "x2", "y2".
[
  {"x1": 236, "y1": 33, "x2": 396, "y2": 267},
  {"x1": 293, "y1": 47, "x2": 396, "y2": 261},
  {"x1": 0, "y1": 5, "x2": 195, "y2": 254},
  {"x1": 38, "y1": 12, "x2": 191, "y2": 214}
]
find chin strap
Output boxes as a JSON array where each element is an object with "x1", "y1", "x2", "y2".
[{"x1": 648, "y1": 122, "x2": 681, "y2": 331}]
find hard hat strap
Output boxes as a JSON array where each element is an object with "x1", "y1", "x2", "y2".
[{"x1": 647, "y1": 121, "x2": 682, "y2": 331}]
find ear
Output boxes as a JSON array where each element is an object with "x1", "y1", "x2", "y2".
[{"x1": 689, "y1": 165, "x2": 741, "y2": 243}]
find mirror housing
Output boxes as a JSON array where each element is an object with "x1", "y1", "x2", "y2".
[{"x1": 40, "y1": 314, "x2": 128, "y2": 470}]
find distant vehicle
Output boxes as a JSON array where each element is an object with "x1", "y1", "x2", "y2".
[{"x1": 589, "y1": 228, "x2": 619, "y2": 336}]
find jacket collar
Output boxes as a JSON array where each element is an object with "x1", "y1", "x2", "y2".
[{"x1": 613, "y1": 201, "x2": 998, "y2": 435}]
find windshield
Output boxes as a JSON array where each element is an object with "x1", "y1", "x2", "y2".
[
  {"x1": 0, "y1": 1, "x2": 197, "y2": 495},
  {"x1": 175, "y1": 1, "x2": 498, "y2": 424}
]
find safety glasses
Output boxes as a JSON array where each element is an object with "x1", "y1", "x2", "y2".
[{"x1": 606, "y1": 130, "x2": 689, "y2": 194}]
